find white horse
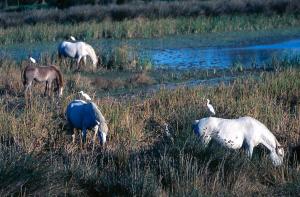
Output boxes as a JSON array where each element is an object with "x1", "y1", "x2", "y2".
[
  {"x1": 58, "y1": 41, "x2": 98, "y2": 69},
  {"x1": 192, "y1": 116, "x2": 284, "y2": 166}
]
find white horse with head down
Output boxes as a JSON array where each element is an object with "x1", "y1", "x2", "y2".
[
  {"x1": 58, "y1": 41, "x2": 98, "y2": 69},
  {"x1": 192, "y1": 116, "x2": 284, "y2": 166}
]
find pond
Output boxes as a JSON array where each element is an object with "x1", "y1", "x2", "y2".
[{"x1": 1, "y1": 29, "x2": 300, "y2": 69}]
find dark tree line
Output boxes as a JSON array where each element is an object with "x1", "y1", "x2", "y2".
[{"x1": 1, "y1": 0, "x2": 154, "y2": 9}]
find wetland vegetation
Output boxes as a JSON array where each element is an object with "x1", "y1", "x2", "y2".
[
  {"x1": 1, "y1": 14, "x2": 300, "y2": 44},
  {"x1": 0, "y1": 58, "x2": 300, "y2": 195},
  {"x1": 1, "y1": 0, "x2": 300, "y2": 196}
]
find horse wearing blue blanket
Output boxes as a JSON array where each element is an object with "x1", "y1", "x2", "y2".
[{"x1": 66, "y1": 100, "x2": 108, "y2": 148}]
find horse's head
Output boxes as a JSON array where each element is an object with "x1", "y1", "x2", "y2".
[
  {"x1": 96, "y1": 120, "x2": 109, "y2": 145},
  {"x1": 192, "y1": 117, "x2": 212, "y2": 137},
  {"x1": 276, "y1": 145, "x2": 285, "y2": 158},
  {"x1": 269, "y1": 145, "x2": 285, "y2": 166}
]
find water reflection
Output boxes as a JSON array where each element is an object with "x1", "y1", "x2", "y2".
[{"x1": 146, "y1": 39, "x2": 300, "y2": 69}]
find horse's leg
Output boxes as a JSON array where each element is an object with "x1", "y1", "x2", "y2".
[
  {"x1": 68, "y1": 126, "x2": 75, "y2": 143},
  {"x1": 92, "y1": 125, "x2": 99, "y2": 151},
  {"x1": 83, "y1": 56, "x2": 87, "y2": 67},
  {"x1": 24, "y1": 80, "x2": 33, "y2": 100},
  {"x1": 76, "y1": 56, "x2": 82, "y2": 71},
  {"x1": 48, "y1": 81, "x2": 52, "y2": 97},
  {"x1": 245, "y1": 142, "x2": 254, "y2": 158},
  {"x1": 24, "y1": 82, "x2": 30, "y2": 97},
  {"x1": 201, "y1": 134, "x2": 212, "y2": 148},
  {"x1": 24, "y1": 81, "x2": 32, "y2": 105},
  {"x1": 81, "y1": 128, "x2": 87, "y2": 148},
  {"x1": 44, "y1": 81, "x2": 48, "y2": 96}
]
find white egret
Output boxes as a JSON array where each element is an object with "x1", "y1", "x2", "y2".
[
  {"x1": 70, "y1": 36, "x2": 76, "y2": 42},
  {"x1": 29, "y1": 56, "x2": 36, "y2": 64},
  {"x1": 207, "y1": 99, "x2": 216, "y2": 115},
  {"x1": 79, "y1": 91, "x2": 92, "y2": 101}
]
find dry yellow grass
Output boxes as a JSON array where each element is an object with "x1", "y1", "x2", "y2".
[{"x1": 0, "y1": 60, "x2": 300, "y2": 196}]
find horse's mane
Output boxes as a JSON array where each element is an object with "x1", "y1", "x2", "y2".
[
  {"x1": 84, "y1": 43, "x2": 98, "y2": 67},
  {"x1": 50, "y1": 65, "x2": 64, "y2": 87},
  {"x1": 90, "y1": 102, "x2": 106, "y2": 122}
]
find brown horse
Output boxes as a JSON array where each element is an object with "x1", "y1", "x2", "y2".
[{"x1": 22, "y1": 65, "x2": 64, "y2": 97}]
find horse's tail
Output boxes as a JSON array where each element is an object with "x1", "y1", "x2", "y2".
[
  {"x1": 57, "y1": 42, "x2": 63, "y2": 57},
  {"x1": 51, "y1": 65, "x2": 64, "y2": 87},
  {"x1": 22, "y1": 66, "x2": 28, "y2": 86}
]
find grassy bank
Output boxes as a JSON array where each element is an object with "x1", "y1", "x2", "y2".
[
  {"x1": 1, "y1": 14, "x2": 300, "y2": 44},
  {"x1": 1, "y1": 0, "x2": 300, "y2": 26},
  {"x1": 0, "y1": 59, "x2": 300, "y2": 195}
]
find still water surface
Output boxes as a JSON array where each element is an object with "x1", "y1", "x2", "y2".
[{"x1": 1, "y1": 31, "x2": 300, "y2": 69}]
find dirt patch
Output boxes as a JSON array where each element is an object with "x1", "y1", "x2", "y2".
[
  {"x1": 92, "y1": 73, "x2": 155, "y2": 91},
  {"x1": 126, "y1": 73, "x2": 155, "y2": 87},
  {"x1": 92, "y1": 77, "x2": 125, "y2": 91}
]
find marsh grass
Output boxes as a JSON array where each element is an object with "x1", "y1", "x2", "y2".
[
  {"x1": 1, "y1": 0, "x2": 300, "y2": 26},
  {"x1": 1, "y1": 14, "x2": 300, "y2": 44},
  {"x1": 0, "y1": 59, "x2": 300, "y2": 195}
]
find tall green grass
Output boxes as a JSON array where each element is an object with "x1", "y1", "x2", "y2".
[
  {"x1": 0, "y1": 59, "x2": 299, "y2": 195},
  {"x1": 1, "y1": 14, "x2": 300, "y2": 44}
]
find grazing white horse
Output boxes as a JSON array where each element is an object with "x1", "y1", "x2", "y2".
[
  {"x1": 192, "y1": 116, "x2": 284, "y2": 166},
  {"x1": 58, "y1": 41, "x2": 98, "y2": 69}
]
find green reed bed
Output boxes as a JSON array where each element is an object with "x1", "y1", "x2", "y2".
[
  {"x1": 0, "y1": 58, "x2": 300, "y2": 195},
  {"x1": 1, "y1": 14, "x2": 300, "y2": 44}
]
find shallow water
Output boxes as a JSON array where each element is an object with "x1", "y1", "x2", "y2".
[{"x1": 1, "y1": 29, "x2": 300, "y2": 69}]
